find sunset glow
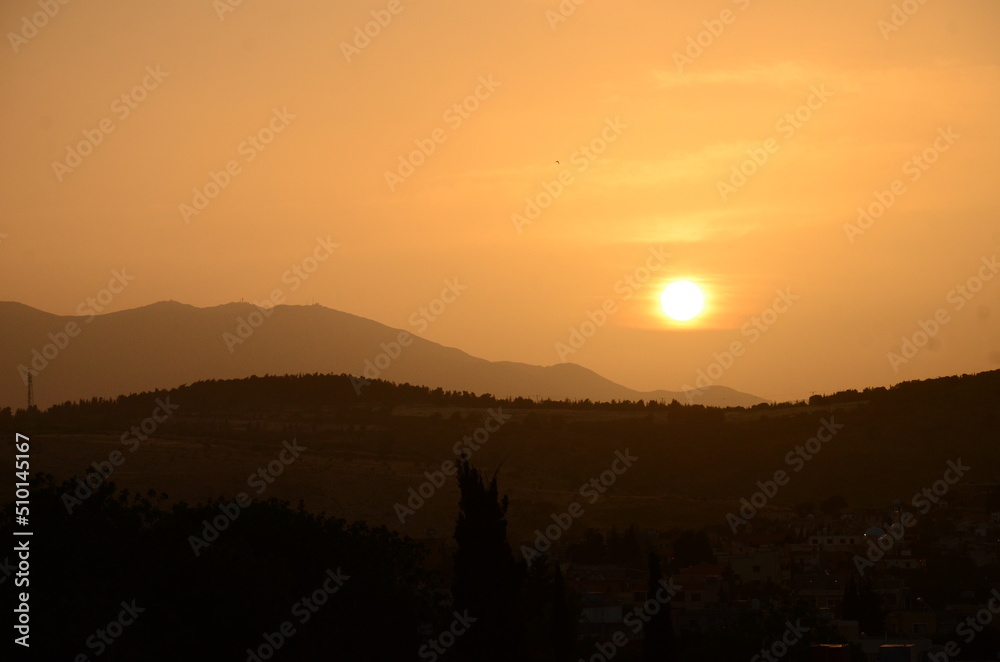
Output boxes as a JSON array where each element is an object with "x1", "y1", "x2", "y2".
[
  {"x1": 661, "y1": 281, "x2": 705, "y2": 322},
  {"x1": 1, "y1": 3, "x2": 997, "y2": 658},
  {"x1": 1, "y1": 0, "x2": 998, "y2": 403}
]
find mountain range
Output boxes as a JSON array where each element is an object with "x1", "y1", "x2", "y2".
[{"x1": 0, "y1": 301, "x2": 766, "y2": 409}]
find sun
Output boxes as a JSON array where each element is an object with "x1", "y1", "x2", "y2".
[{"x1": 660, "y1": 280, "x2": 704, "y2": 322}]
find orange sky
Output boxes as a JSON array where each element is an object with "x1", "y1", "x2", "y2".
[{"x1": 2, "y1": 0, "x2": 999, "y2": 401}]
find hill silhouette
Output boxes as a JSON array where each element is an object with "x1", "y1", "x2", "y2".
[
  {"x1": 0, "y1": 300, "x2": 765, "y2": 409},
  {"x1": 8, "y1": 369, "x2": 998, "y2": 538}
]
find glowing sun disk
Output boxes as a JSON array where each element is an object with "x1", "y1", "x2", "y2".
[{"x1": 660, "y1": 281, "x2": 704, "y2": 321}]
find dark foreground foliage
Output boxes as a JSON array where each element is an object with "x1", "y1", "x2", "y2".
[{"x1": 2, "y1": 474, "x2": 438, "y2": 661}]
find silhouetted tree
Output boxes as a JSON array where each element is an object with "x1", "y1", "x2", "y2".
[
  {"x1": 607, "y1": 525, "x2": 621, "y2": 560},
  {"x1": 604, "y1": 524, "x2": 644, "y2": 566},
  {"x1": 550, "y1": 563, "x2": 576, "y2": 662},
  {"x1": 0, "y1": 474, "x2": 437, "y2": 661},
  {"x1": 620, "y1": 524, "x2": 643, "y2": 566},
  {"x1": 643, "y1": 552, "x2": 673, "y2": 661},
  {"x1": 452, "y1": 459, "x2": 524, "y2": 661},
  {"x1": 569, "y1": 528, "x2": 608, "y2": 564},
  {"x1": 842, "y1": 572, "x2": 859, "y2": 621},
  {"x1": 842, "y1": 574, "x2": 886, "y2": 636}
]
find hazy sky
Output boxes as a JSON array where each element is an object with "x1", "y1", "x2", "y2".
[{"x1": 2, "y1": 0, "x2": 999, "y2": 401}]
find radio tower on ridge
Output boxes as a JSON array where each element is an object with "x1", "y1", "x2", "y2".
[{"x1": 27, "y1": 373, "x2": 34, "y2": 410}]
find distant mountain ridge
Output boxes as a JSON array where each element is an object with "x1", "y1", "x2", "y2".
[{"x1": 0, "y1": 301, "x2": 766, "y2": 409}]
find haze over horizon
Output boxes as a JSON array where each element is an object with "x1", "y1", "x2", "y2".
[
  {"x1": 3, "y1": 4, "x2": 1000, "y2": 658},
  {"x1": 3, "y1": 0, "x2": 999, "y2": 403}
]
